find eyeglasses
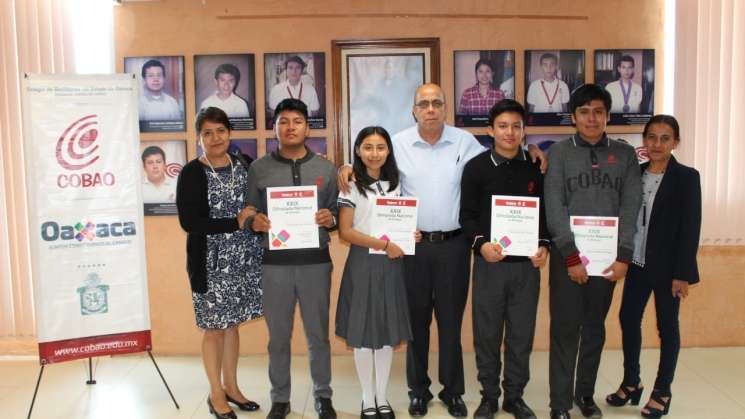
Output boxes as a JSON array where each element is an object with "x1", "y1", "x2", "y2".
[{"x1": 415, "y1": 99, "x2": 445, "y2": 110}]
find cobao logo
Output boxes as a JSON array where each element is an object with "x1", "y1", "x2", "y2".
[
  {"x1": 55, "y1": 115, "x2": 116, "y2": 188},
  {"x1": 165, "y1": 163, "x2": 181, "y2": 178},
  {"x1": 41, "y1": 220, "x2": 137, "y2": 242}
]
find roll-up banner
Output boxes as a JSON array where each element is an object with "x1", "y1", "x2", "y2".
[{"x1": 21, "y1": 74, "x2": 152, "y2": 364}]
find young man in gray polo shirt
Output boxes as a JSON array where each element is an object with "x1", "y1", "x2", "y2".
[
  {"x1": 247, "y1": 98, "x2": 338, "y2": 419},
  {"x1": 544, "y1": 84, "x2": 642, "y2": 419}
]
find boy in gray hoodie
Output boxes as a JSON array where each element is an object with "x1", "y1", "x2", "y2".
[{"x1": 544, "y1": 84, "x2": 642, "y2": 419}]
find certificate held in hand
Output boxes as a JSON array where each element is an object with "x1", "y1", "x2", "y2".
[
  {"x1": 570, "y1": 216, "x2": 619, "y2": 276},
  {"x1": 267, "y1": 185, "x2": 319, "y2": 250},
  {"x1": 370, "y1": 197, "x2": 418, "y2": 255},
  {"x1": 490, "y1": 195, "x2": 540, "y2": 257}
]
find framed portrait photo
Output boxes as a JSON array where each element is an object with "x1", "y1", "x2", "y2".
[
  {"x1": 594, "y1": 49, "x2": 655, "y2": 125},
  {"x1": 124, "y1": 56, "x2": 186, "y2": 133},
  {"x1": 264, "y1": 52, "x2": 326, "y2": 130},
  {"x1": 139, "y1": 140, "x2": 186, "y2": 216},
  {"x1": 454, "y1": 50, "x2": 516, "y2": 127},
  {"x1": 524, "y1": 50, "x2": 585, "y2": 126},
  {"x1": 332, "y1": 38, "x2": 440, "y2": 164},
  {"x1": 195, "y1": 54, "x2": 256, "y2": 130}
]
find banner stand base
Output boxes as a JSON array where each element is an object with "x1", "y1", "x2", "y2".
[{"x1": 27, "y1": 351, "x2": 179, "y2": 419}]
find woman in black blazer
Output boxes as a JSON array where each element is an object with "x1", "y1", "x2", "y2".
[{"x1": 606, "y1": 115, "x2": 701, "y2": 418}]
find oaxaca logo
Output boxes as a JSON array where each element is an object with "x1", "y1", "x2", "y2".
[
  {"x1": 55, "y1": 115, "x2": 116, "y2": 188},
  {"x1": 41, "y1": 220, "x2": 136, "y2": 242}
]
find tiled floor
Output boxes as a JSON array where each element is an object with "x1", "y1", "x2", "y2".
[{"x1": 1, "y1": 348, "x2": 744, "y2": 419}]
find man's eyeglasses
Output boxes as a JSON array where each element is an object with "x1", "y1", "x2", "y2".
[{"x1": 415, "y1": 99, "x2": 445, "y2": 110}]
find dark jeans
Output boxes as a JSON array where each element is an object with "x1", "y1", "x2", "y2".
[
  {"x1": 404, "y1": 236, "x2": 471, "y2": 399},
  {"x1": 620, "y1": 264, "x2": 681, "y2": 395}
]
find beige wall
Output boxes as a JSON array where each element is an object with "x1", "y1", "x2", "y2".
[{"x1": 110, "y1": 0, "x2": 745, "y2": 356}]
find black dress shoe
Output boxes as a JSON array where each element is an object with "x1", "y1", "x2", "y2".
[
  {"x1": 208, "y1": 397, "x2": 238, "y2": 419},
  {"x1": 408, "y1": 397, "x2": 429, "y2": 417},
  {"x1": 226, "y1": 394, "x2": 260, "y2": 411},
  {"x1": 503, "y1": 398, "x2": 536, "y2": 419},
  {"x1": 438, "y1": 394, "x2": 468, "y2": 418},
  {"x1": 361, "y1": 405, "x2": 379, "y2": 419},
  {"x1": 473, "y1": 397, "x2": 499, "y2": 419},
  {"x1": 266, "y1": 402, "x2": 291, "y2": 419},
  {"x1": 315, "y1": 397, "x2": 337, "y2": 419},
  {"x1": 376, "y1": 400, "x2": 395, "y2": 419},
  {"x1": 550, "y1": 409, "x2": 571, "y2": 419},
  {"x1": 574, "y1": 396, "x2": 602, "y2": 418}
]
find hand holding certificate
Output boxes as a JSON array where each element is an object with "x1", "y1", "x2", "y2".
[
  {"x1": 370, "y1": 197, "x2": 418, "y2": 255},
  {"x1": 570, "y1": 216, "x2": 619, "y2": 276},
  {"x1": 267, "y1": 185, "x2": 319, "y2": 250},
  {"x1": 490, "y1": 195, "x2": 540, "y2": 257}
]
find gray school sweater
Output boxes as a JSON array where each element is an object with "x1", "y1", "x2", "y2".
[
  {"x1": 544, "y1": 134, "x2": 642, "y2": 263},
  {"x1": 246, "y1": 147, "x2": 339, "y2": 265}
]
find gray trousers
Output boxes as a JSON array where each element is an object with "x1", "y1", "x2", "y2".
[
  {"x1": 263, "y1": 263, "x2": 333, "y2": 402},
  {"x1": 472, "y1": 257, "x2": 540, "y2": 402},
  {"x1": 548, "y1": 249, "x2": 616, "y2": 410}
]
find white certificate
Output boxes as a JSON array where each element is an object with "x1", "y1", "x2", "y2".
[
  {"x1": 267, "y1": 185, "x2": 319, "y2": 250},
  {"x1": 490, "y1": 195, "x2": 540, "y2": 257},
  {"x1": 570, "y1": 216, "x2": 619, "y2": 276},
  {"x1": 370, "y1": 197, "x2": 418, "y2": 255}
]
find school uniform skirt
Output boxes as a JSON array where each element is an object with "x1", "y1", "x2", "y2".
[{"x1": 335, "y1": 245, "x2": 412, "y2": 349}]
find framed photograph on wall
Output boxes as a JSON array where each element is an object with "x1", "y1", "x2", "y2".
[
  {"x1": 124, "y1": 56, "x2": 186, "y2": 132},
  {"x1": 524, "y1": 50, "x2": 585, "y2": 126},
  {"x1": 139, "y1": 140, "x2": 186, "y2": 216},
  {"x1": 594, "y1": 49, "x2": 655, "y2": 125},
  {"x1": 264, "y1": 52, "x2": 326, "y2": 130},
  {"x1": 332, "y1": 38, "x2": 440, "y2": 164},
  {"x1": 195, "y1": 54, "x2": 256, "y2": 130},
  {"x1": 454, "y1": 50, "x2": 515, "y2": 127},
  {"x1": 197, "y1": 138, "x2": 258, "y2": 161}
]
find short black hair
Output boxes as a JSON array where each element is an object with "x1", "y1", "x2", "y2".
[
  {"x1": 141, "y1": 145, "x2": 165, "y2": 164},
  {"x1": 141, "y1": 59, "x2": 165, "y2": 78},
  {"x1": 474, "y1": 59, "x2": 494, "y2": 74},
  {"x1": 487, "y1": 99, "x2": 526, "y2": 126},
  {"x1": 285, "y1": 55, "x2": 306, "y2": 70},
  {"x1": 643, "y1": 114, "x2": 681, "y2": 140},
  {"x1": 195, "y1": 106, "x2": 232, "y2": 132},
  {"x1": 569, "y1": 84, "x2": 612, "y2": 114},
  {"x1": 618, "y1": 55, "x2": 635, "y2": 67},
  {"x1": 273, "y1": 98, "x2": 308, "y2": 121},
  {"x1": 539, "y1": 53, "x2": 558, "y2": 64},
  {"x1": 214, "y1": 63, "x2": 240, "y2": 87}
]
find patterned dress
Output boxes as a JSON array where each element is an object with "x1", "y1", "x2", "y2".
[{"x1": 192, "y1": 160, "x2": 263, "y2": 329}]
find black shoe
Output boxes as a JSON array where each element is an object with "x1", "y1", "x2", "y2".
[
  {"x1": 376, "y1": 399, "x2": 395, "y2": 419},
  {"x1": 550, "y1": 409, "x2": 571, "y2": 419},
  {"x1": 266, "y1": 402, "x2": 291, "y2": 419},
  {"x1": 315, "y1": 397, "x2": 337, "y2": 419},
  {"x1": 208, "y1": 397, "x2": 237, "y2": 419},
  {"x1": 473, "y1": 397, "x2": 499, "y2": 419},
  {"x1": 503, "y1": 398, "x2": 536, "y2": 419},
  {"x1": 574, "y1": 396, "x2": 602, "y2": 418},
  {"x1": 605, "y1": 384, "x2": 644, "y2": 407},
  {"x1": 640, "y1": 390, "x2": 672, "y2": 418},
  {"x1": 226, "y1": 394, "x2": 261, "y2": 411},
  {"x1": 438, "y1": 394, "x2": 468, "y2": 418},
  {"x1": 361, "y1": 404, "x2": 379, "y2": 419},
  {"x1": 408, "y1": 397, "x2": 429, "y2": 417}
]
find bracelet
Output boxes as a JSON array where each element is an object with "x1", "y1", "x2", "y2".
[{"x1": 383, "y1": 240, "x2": 389, "y2": 251}]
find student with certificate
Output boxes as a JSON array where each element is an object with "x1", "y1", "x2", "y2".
[
  {"x1": 460, "y1": 100, "x2": 549, "y2": 419},
  {"x1": 336, "y1": 126, "x2": 421, "y2": 419},
  {"x1": 246, "y1": 98, "x2": 339, "y2": 419},
  {"x1": 544, "y1": 84, "x2": 642, "y2": 419}
]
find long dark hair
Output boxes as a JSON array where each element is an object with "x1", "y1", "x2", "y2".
[{"x1": 352, "y1": 126, "x2": 399, "y2": 197}]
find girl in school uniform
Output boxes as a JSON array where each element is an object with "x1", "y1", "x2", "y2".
[{"x1": 336, "y1": 126, "x2": 420, "y2": 419}]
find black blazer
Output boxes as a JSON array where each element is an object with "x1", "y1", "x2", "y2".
[
  {"x1": 639, "y1": 155, "x2": 702, "y2": 284},
  {"x1": 176, "y1": 153, "x2": 253, "y2": 293}
]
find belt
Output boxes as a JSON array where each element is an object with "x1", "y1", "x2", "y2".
[{"x1": 420, "y1": 229, "x2": 462, "y2": 242}]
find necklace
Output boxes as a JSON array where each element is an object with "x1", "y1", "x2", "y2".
[{"x1": 201, "y1": 155, "x2": 235, "y2": 191}]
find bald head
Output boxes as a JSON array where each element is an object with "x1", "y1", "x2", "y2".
[
  {"x1": 414, "y1": 83, "x2": 446, "y2": 104},
  {"x1": 413, "y1": 83, "x2": 447, "y2": 138}
]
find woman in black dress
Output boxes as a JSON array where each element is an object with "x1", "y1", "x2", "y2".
[{"x1": 177, "y1": 107, "x2": 263, "y2": 419}]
